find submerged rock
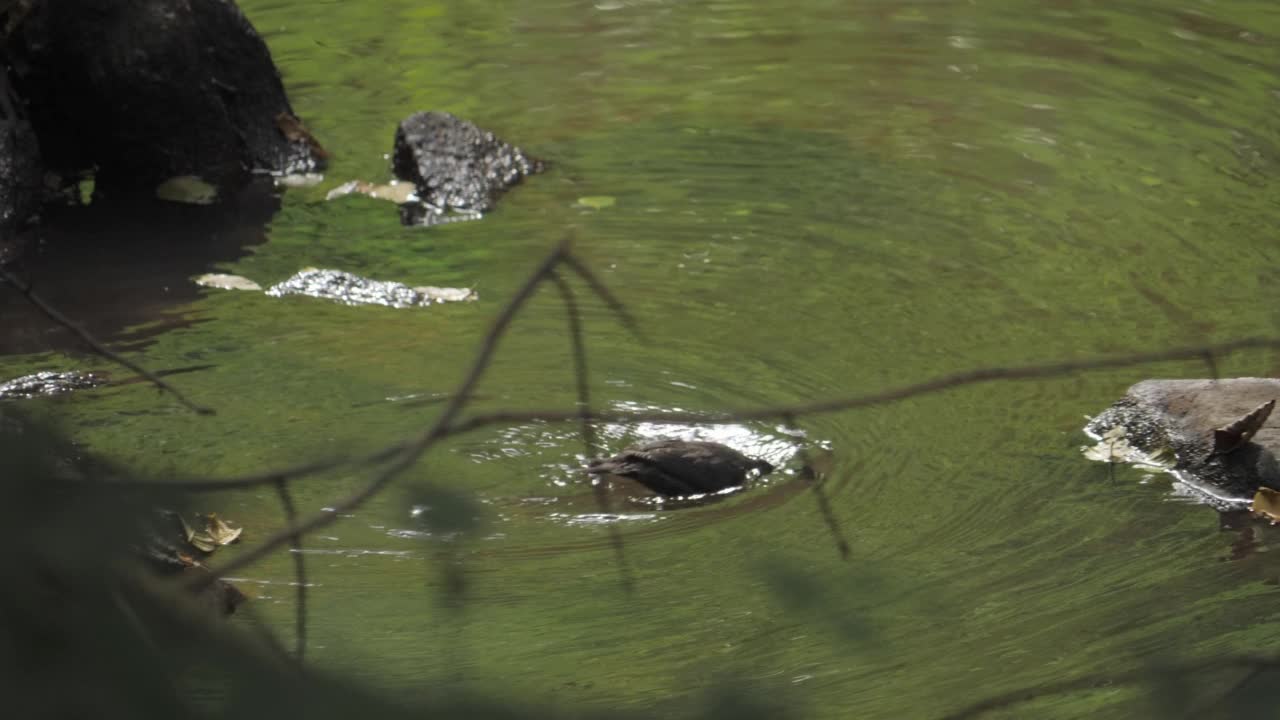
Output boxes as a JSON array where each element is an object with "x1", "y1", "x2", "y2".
[
  {"x1": 587, "y1": 439, "x2": 775, "y2": 497},
  {"x1": 0, "y1": 370, "x2": 103, "y2": 400},
  {"x1": 264, "y1": 268, "x2": 477, "y2": 308},
  {"x1": 391, "y1": 111, "x2": 544, "y2": 226},
  {"x1": 7, "y1": 0, "x2": 326, "y2": 200},
  {"x1": 1085, "y1": 378, "x2": 1280, "y2": 505}
]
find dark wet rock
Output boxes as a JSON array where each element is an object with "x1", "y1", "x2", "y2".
[
  {"x1": 587, "y1": 439, "x2": 775, "y2": 497},
  {"x1": 0, "y1": 65, "x2": 42, "y2": 265},
  {"x1": 1086, "y1": 378, "x2": 1280, "y2": 503},
  {"x1": 6, "y1": 0, "x2": 325, "y2": 199},
  {"x1": 392, "y1": 111, "x2": 543, "y2": 226},
  {"x1": 264, "y1": 268, "x2": 477, "y2": 308},
  {"x1": 0, "y1": 370, "x2": 103, "y2": 399}
]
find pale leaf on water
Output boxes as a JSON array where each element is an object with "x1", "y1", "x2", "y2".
[
  {"x1": 179, "y1": 513, "x2": 243, "y2": 553},
  {"x1": 1251, "y1": 487, "x2": 1280, "y2": 524},
  {"x1": 155, "y1": 175, "x2": 218, "y2": 205},
  {"x1": 194, "y1": 273, "x2": 262, "y2": 291},
  {"x1": 204, "y1": 513, "x2": 243, "y2": 546},
  {"x1": 325, "y1": 179, "x2": 417, "y2": 204},
  {"x1": 1082, "y1": 425, "x2": 1133, "y2": 463},
  {"x1": 575, "y1": 195, "x2": 616, "y2": 210}
]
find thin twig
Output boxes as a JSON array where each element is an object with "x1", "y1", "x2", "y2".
[
  {"x1": 273, "y1": 478, "x2": 307, "y2": 661},
  {"x1": 549, "y1": 270, "x2": 598, "y2": 457},
  {"x1": 447, "y1": 336, "x2": 1280, "y2": 431},
  {"x1": 938, "y1": 653, "x2": 1280, "y2": 720},
  {"x1": 785, "y1": 414, "x2": 850, "y2": 560},
  {"x1": 196, "y1": 239, "x2": 572, "y2": 585},
  {"x1": 127, "y1": 253, "x2": 1280, "y2": 587},
  {"x1": 134, "y1": 336, "x2": 1280, "y2": 496},
  {"x1": 1, "y1": 268, "x2": 214, "y2": 415},
  {"x1": 550, "y1": 270, "x2": 634, "y2": 591},
  {"x1": 559, "y1": 250, "x2": 644, "y2": 340}
]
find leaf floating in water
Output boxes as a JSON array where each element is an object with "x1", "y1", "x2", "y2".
[
  {"x1": 178, "y1": 514, "x2": 215, "y2": 553},
  {"x1": 413, "y1": 285, "x2": 478, "y2": 303},
  {"x1": 155, "y1": 175, "x2": 218, "y2": 205},
  {"x1": 1212, "y1": 399, "x2": 1275, "y2": 456},
  {"x1": 180, "y1": 513, "x2": 243, "y2": 553},
  {"x1": 1082, "y1": 425, "x2": 1132, "y2": 463},
  {"x1": 204, "y1": 513, "x2": 243, "y2": 546},
  {"x1": 193, "y1": 273, "x2": 262, "y2": 291},
  {"x1": 325, "y1": 179, "x2": 417, "y2": 204},
  {"x1": 1081, "y1": 425, "x2": 1176, "y2": 471},
  {"x1": 1251, "y1": 487, "x2": 1280, "y2": 524},
  {"x1": 575, "y1": 195, "x2": 616, "y2": 210}
]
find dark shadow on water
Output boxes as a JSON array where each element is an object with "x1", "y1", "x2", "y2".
[{"x1": 1, "y1": 180, "x2": 281, "y2": 356}]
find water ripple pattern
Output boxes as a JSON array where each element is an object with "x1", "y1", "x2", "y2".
[{"x1": 6, "y1": 1, "x2": 1280, "y2": 717}]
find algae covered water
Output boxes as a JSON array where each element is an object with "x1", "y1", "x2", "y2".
[{"x1": 5, "y1": 1, "x2": 1280, "y2": 717}]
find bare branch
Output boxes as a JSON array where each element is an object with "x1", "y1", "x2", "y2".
[
  {"x1": 785, "y1": 414, "x2": 850, "y2": 560},
  {"x1": 87, "y1": 242, "x2": 1268, "y2": 591},
  {"x1": 548, "y1": 270, "x2": 598, "y2": 458},
  {"x1": 448, "y1": 336, "x2": 1280, "y2": 432},
  {"x1": 195, "y1": 238, "x2": 572, "y2": 585},
  {"x1": 559, "y1": 250, "x2": 644, "y2": 340},
  {"x1": 273, "y1": 478, "x2": 307, "y2": 661},
  {"x1": 137, "y1": 336, "x2": 1280, "y2": 498},
  {"x1": 550, "y1": 269, "x2": 634, "y2": 591},
  {"x1": 1, "y1": 268, "x2": 214, "y2": 415}
]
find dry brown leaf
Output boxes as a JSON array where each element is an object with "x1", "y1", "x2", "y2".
[
  {"x1": 1251, "y1": 487, "x2": 1280, "y2": 524},
  {"x1": 275, "y1": 112, "x2": 329, "y2": 160},
  {"x1": 1213, "y1": 399, "x2": 1275, "y2": 456}
]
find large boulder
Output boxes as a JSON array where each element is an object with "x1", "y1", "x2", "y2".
[
  {"x1": 1086, "y1": 378, "x2": 1280, "y2": 503},
  {"x1": 0, "y1": 62, "x2": 43, "y2": 264},
  {"x1": 5, "y1": 0, "x2": 325, "y2": 199}
]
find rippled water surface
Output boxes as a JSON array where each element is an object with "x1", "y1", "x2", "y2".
[{"x1": 6, "y1": 1, "x2": 1280, "y2": 717}]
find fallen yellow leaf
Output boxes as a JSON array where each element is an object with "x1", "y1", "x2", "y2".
[
  {"x1": 204, "y1": 513, "x2": 243, "y2": 546},
  {"x1": 179, "y1": 512, "x2": 243, "y2": 553},
  {"x1": 1251, "y1": 487, "x2": 1280, "y2": 523}
]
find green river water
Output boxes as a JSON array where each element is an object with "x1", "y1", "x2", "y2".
[{"x1": 5, "y1": 1, "x2": 1280, "y2": 717}]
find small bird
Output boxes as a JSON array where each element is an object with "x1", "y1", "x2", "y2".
[{"x1": 586, "y1": 439, "x2": 774, "y2": 497}]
